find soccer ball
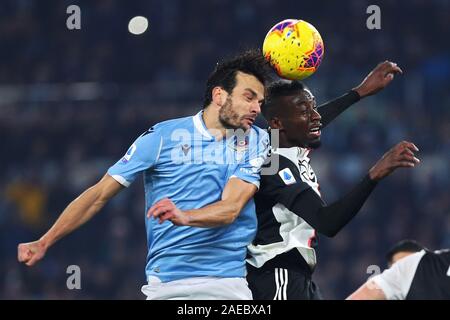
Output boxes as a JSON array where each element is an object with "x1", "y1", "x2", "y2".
[{"x1": 263, "y1": 19, "x2": 324, "y2": 80}]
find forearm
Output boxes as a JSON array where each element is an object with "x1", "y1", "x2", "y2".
[
  {"x1": 290, "y1": 175, "x2": 377, "y2": 237},
  {"x1": 184, "y1": 200, "x2": 240, "y2": 228},
  {"x1": 150, "y1": 179, "x2": 256, "y2": 228},
  {"x1": 318, "y1": 90, "x2": 360, "y2": 128},
  {"x1": 40, "y1": 186, "x2": 107, "y2": 248},
  {"x1": 318, "y1": 175, "x2": 377, "y2": 236}
]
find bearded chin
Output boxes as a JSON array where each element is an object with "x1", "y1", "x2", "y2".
[
  {"x1": 307, "y1": 139, "x2": 322, "y2": 149},
  {"x1": 219, "y1": 114, "x2": 238, "y2": 129},
  {"x1": 218, "y1": 98, "x2": 241, "y2": 129}
]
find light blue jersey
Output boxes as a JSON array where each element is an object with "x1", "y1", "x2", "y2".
[{"x1": 108, "y1": 111, "x2": 269, "y2": 282}]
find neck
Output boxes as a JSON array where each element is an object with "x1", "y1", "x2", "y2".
[
  {"x1": 202, "y1": 106, "x2": 227, "y2": 140},
  {"x1": 278, "y1": 132, "x2": 298, "y2": 149}
]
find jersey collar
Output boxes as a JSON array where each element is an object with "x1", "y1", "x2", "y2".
[
  {"x1": 272, "y1": 146, "x2": 310, "y2": 163},
  {"x1": 193, "y1": 110, "x2": 214, "y2": 140}
]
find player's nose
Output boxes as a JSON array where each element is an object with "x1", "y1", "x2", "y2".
[
  {"x1": 311, "y1": 108, "x2": 321, "y2": 121},
  {"x1": 250, "y1": 101, "x2": 261, "y2": 115}
]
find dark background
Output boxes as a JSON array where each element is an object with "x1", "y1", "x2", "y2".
[{"x1": 1, "y1": 0, "x2": 449, "y2": 299}]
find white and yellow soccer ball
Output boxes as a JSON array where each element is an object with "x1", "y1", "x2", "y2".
[{"x1": 263, "y1": 19, "x2": 324, "y2": 80}]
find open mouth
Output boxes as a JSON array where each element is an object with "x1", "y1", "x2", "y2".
[{"x1": 309, "y1": 125, "x2": 322, "y2": 137}]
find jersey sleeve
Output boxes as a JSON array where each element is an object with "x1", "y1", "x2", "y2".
[
  {"x1": 371, "y1": 250, "x2": 425, "y2": 300},
  {"x1": 107, "y1": 127, "x2": 163, "y2": 187},
  {"x1": 230, "y1": 129, "x2": 270, "y2": 189},
  {"x1": 318, "y1": 90, "x2": 360, "y2": 128}
]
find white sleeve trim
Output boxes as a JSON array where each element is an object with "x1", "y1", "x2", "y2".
[
  {"x1": 371, "y1": 250, "x2": 426, "y2": 300},
  {"x1": 110, "y1": 174, "x2": 131, "y2": 187},
  {"x1": 229, "y1": 175, "x2": 260, "y2": 189},
  {"x1": 155, "y1": 136, "x2": 163, "y2": 163}
]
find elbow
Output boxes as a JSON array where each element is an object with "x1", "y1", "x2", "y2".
[
  {"x1": 223, "y1": 217, "x2": 236, "y2": 225},
  {"x1": 218, "y1": 216, "x2": 237, "y2": 226},
  {"x1": 318, "y1": 226, "x2": 340, "y2": 238},
  {"x1": 314, "y1": 213, "x2": 341, "y2": 237},
  {"x1": 322, "y1": 230, "x2": 337, "y2": 238},
  {"x1": 87, "y1": 183, "x2": 109, "y2": 209},
  {"x1": 224, "y1": 203, "x2": 241, "y2": 225}
]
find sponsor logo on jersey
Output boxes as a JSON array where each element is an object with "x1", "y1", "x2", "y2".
[
  {"x1": 181, "y1": 144, "x2": 191, "y2": 156},
  {"x1": 121, "y1": 143, "x2": 137, "y2": 163},
  {"x1": 299, "y1": 159, "x2": 317, "y2": 183},
  {"x1": 229, "y1": 135, "x2": 249, "y2": 153},
  {"x1": 230, "y1": 135, "x2": 249, "y2": 162},
  {"x1": 240, "y1": 167, "x2": 254, "y2": 175},
  {"x1": 278, "y1": 168, "x2": 296, "y2": 185},
  {"x1": 140, "y1": 127, "x2": 154, "y2": 137}
]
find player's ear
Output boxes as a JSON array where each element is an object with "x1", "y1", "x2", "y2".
[
  {"x1": 212, "y1": 87, "x2": 227, "y2": 107},
  {"x1": 269, "y1": 117, "x2": 284, "y2": 130}
]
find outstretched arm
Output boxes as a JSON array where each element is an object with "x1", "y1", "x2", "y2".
[
  {"x1": 347, "y1": 281, "x2": 387, "y2": 300},
  {"x1": 293, "y1": 174, "x2": 377, "y2": 237},
  {"x1": 281, "y1": 141, "x2": 419, "y2": 237},
  {"x1": 148, "y1": 178, "x2": 257, "y2": 228},
  {"x1": 320, "y1": 61, "x2": 402, "y2": 128},
  {"x1": 18, "y1": 174, "x2": 124, "y2": 266}
]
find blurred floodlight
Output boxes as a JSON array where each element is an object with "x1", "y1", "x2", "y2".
[{"x1": 128, "y1": 16, "x2": 148, "y2": 35}]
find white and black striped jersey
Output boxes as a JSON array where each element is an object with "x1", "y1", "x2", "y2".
[
  {"x1": 246, "y1": 91, "x2": 378, "y2": 276},
  {"x1": 372, "y1": 249, "x2": 450, "y2": 300},
  {"x1": 247, "y1": 146, "x2": 322, "y2": 271}
]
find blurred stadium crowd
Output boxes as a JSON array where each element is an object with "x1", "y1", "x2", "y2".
[{"x1": 1, "y1": 0, "x2": 449, "y2": 299}]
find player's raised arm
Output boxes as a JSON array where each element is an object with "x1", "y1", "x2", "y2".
[
  {"x1": 319, "y1": 60, "x2": 403, "y2": 128},
  {"x1": 18, "y1": 122, "x2": 163, "y2": 266},
  {"x1": 18, "y1": 174, "x2": 124, "y2": 266},
  {"x1": 148, "y1": 178, "x2": 258, "y2": 228},
  {"x1": 271, "y1": 141, "x2": 419, "y2": 237},
  {"x1": 353, "y1": 60, "x2": 403, "y2": 98}
]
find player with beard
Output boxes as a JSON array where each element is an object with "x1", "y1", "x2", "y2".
[
  {"x1": 246, "y1": 62, "x2": 420, "y2": 300},
  {"x1": 18, "y1": 50, "x2": 272, "y2": 300}
]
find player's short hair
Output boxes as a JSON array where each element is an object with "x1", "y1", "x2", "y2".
[
  {"x1": 386, "y1": 239, "x2": 425, "y2": 264},
  {"x1": 203, "y1": 49, "x2": 270, "y2": 108},
  {"x1": 262, "y1": 80, "x2": 308, "y2": 120}
]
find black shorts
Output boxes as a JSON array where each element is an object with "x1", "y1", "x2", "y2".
[{"x1": 247, "y1": 264, "x2": 323, "y2": 300}]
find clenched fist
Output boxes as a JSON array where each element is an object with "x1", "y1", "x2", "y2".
[{"x1": 18, "y1": 240, "x2": 47, "y2": 266}]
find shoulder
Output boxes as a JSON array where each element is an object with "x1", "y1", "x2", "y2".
[
  {"x1": 134, "y1": 116, "x2": 193, "y2": 148},
  {"x1": 380, "y1": 250, "x2": 426, "y2": 281},
  {"x1": 248, "y1": 125, "x2": 270, "y2": 155},
  {"x1": 432, "y1": 248, "x2": 450, "y2": 256},
  {"x1": 396, "y1": 250, "x2": 426, "y2": 271},
  {"x1": 250, "y1": 125, "x2": 269, "y2": 141},
  {"x1": 262, "y1": 149, "x2": 298, "y2": 171},
  {"x1": 371, "y1": 251, "x2": 426, "y2": 300},
  {"x1": 260, "y1": 152, "x2": 302, "y2": 187},
  {"x1": 152, "y1": 115, "x2": 194, "y2": 134},
  {"x1": 424, "y1": 248, "x2": 450, "y2": 265},
  {"x1": 139, "y1": 116, "x2": 194, "y2": 144}
]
